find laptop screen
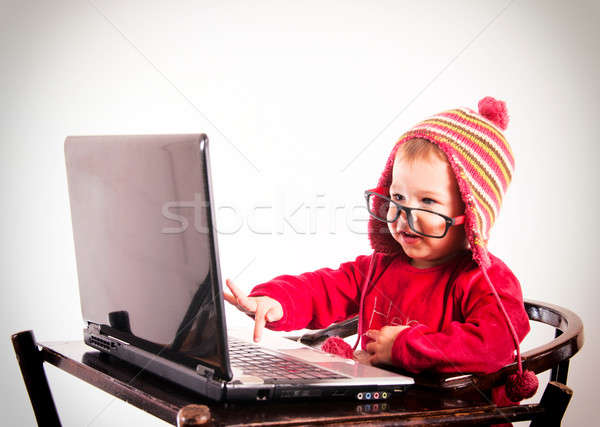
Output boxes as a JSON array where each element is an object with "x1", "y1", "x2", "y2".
[{"x1": 65, "y1": 134, "x2": 231, "y2": 380}]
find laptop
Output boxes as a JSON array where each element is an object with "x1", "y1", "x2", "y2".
[{"x1": 64, "y1": 133, "x2": 414, "y2": 401}]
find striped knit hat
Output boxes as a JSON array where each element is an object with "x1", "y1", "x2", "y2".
[
  {"x1": 367, "y1": 96, "x2": 538, "y2": 401},
  {"x1": 369, "y1": 96, "x2": 513, "y2": 267}
]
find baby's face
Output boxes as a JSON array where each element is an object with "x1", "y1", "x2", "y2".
[{"x1": 388, "y1": 149, "x2": 467, "y2": 268}]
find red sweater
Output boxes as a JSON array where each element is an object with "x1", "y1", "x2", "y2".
[{"x1": 249, "y1": 249, "x2": 530, "y2": 409}]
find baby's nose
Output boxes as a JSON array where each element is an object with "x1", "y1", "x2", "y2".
[
  {"x1": 397, "y1": 209, "x2": 410, "y2": 224},
  {"x1": 391, "y1": 210, "x2": 409, "y2": 230}
]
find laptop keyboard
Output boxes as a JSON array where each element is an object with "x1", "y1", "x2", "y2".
[{"x1": 228, "y1": 337, "x2": 346, "y2": 381}]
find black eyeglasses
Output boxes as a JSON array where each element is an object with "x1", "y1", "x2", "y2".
[{"x1": 365, "y1": 189, "x2": 465, "y2": 238}]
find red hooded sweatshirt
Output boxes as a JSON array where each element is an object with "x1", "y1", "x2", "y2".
[{"x1": 249, "y1": 248, "x2": 530, "y2": 413}]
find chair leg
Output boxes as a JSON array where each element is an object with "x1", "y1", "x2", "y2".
[
  {"x1": 530, "y1": 381, "x2": 573, "y2": 427},
  {"x1": 549, "y1": 329, "x2": 570, "y2": 384},
  {"x1": 550, "y1": 359, "x2": 570, "y2": 385},
  {"x1": 11, "y1": 330, "x2": 61, "y2": 426}
]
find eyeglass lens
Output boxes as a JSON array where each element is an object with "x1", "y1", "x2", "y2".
[{"x1": 367, "y1": 193, "x2": 448, "y2": 237}]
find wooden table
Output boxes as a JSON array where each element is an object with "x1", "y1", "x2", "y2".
[{"x1": 13, "y1": 330, "x2": 562, "y2": 426}]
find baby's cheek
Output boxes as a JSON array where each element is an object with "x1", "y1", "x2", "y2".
[
  {"x1": 387, "y1": 223, "x2": 402, "y2": 242},
  {"x1": 387, "y1": 222, "x2": 395, "y2": 235}
]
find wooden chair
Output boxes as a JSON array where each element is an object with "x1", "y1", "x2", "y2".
[{"x1": 286, "y1": 298, "x2": 584, "y2": 426}]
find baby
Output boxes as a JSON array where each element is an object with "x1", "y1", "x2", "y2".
[{"x1": 224, "y1": 97, "x2": 537, "y2": 407}]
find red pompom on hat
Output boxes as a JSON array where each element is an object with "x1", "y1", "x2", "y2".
[
  {"x1": 478, "y1": 96, "x2": 509, "y2": 130},
  {"x1": 506, "y1": 369, "x2": 539, "y2": 402}
]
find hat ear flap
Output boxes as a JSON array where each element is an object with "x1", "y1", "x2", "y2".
[
  {"x1": 368, "y1": 214, "x2": 401, "y2": 254},
  {"x1": 368, "y1": 145, "x2": 403, "y2": 254}
]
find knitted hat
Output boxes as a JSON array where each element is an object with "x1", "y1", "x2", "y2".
[
  {"x1": 366, "y1": 96, "x2": 538, "y2": 401},
  {"x1": 368, "y1": 96, "x2": 513, "y2": 268}
]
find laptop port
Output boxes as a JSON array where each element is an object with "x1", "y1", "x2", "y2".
[{"x1": 256, "y1": 389, "x2": 271, "y2": 400}]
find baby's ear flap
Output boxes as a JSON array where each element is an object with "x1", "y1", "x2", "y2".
[{"x1": 368, "y1": 214, "x2": 402, "y2": 254}]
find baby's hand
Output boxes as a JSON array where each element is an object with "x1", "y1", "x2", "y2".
[
  {"x1": 223, "y1": 278, "x2": 283, "y2": 342},
  {"x1": 365, "y1": 325, "x2": 410, "y2": 366}
]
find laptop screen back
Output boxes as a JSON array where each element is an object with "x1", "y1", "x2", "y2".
[{"x1": 65, "y1": 134, "x2": 231, "y2": 380}]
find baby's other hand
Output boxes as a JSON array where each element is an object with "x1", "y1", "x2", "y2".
[
  {"x1": 223, "y1": 278, "x2": 283, "y2": 342},
  {"x1": 365, "y1": 325, "x2": 410, "y2": 366}
]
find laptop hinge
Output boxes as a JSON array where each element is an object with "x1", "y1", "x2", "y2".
[
  {"x1": 87, "y1": 322, "x2": 101, "y2": 334},
  {"x1": 196, "y1": 364, "x2": 216, "y2": 380}
]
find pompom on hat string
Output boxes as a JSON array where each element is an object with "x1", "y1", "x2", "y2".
[
  {"x1": 320, "y1": 336, "x2": 354, "y2": 359},
  {"x1": 321, "y1": 96, "x2": 538, "y2": 402}
]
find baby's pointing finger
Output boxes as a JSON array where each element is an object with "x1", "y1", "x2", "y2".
[{"x1": 253, "y1": 306, "x2": 267, "y2": 342}]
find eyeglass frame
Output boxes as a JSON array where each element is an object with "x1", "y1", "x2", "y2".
[{"x1": 364, "y1": 188, "x2": 465, "y2": 239}]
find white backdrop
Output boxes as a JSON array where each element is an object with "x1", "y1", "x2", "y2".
[{"x1": 2, "y1": 1, "x2": 598, "y2": 425}]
